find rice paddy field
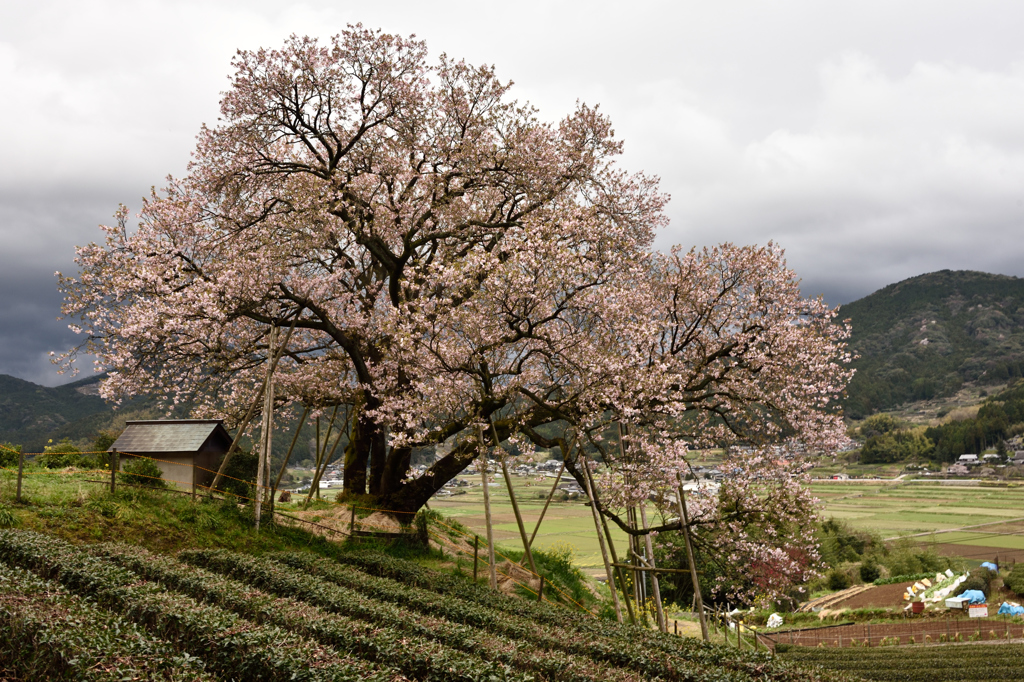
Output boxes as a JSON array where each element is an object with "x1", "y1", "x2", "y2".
[{"x1": 809, "y1": 480, "x2": 1024, "y2": 563}]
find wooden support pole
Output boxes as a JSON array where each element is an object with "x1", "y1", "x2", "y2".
[
  {"x1": 639, "y1": 504, "x2": 667, "y2": 632},
  {"x1": 110, "y1": 449, "x2": 118, "y2": 494},
  {"x1": 15, "y1": 449, "x2": 24, "y2": 503},
  {"x1": 491, "y1": 418, "x2": 537, "y2": 575},
  {"x1": 500, "y1": 458, "x2": 537, "y2": 574},
  {"x1": 676, "y1": 476, "x2": 709, "y2": 642},
  {"x1": 473, "y1": 536, "x2": 479, "y2": 582},
  {"x1": 611, "y1": 563, "x2": 699, "y2": 574},
  {"x1": 615, "y1": 423, "x2": 639, "y2": 625},
  {"x1": 271, "y1": 404, "x2": 310, "y2": 513},
  {"x1": 254, "y1": 327, "x2": 276, "y2": 532},
  {"x1": 587, "y1": 460, "x2": 636, "y2": 625},
  {"x1": 303, "y1": 406, "x2": 342, "y2": 508},
  {"x1": 537, "y1": 575, "x2": 545, "y2": 602},
  {"x1": 478, "y1": 425, "x2": 497, "y2": 590},
  {"x1": 580, "y1": 451, "x2": 622, "y2": 623},
  {"x1": 529, "y1": 459, "x2": 565, "y2": 547},
  {"x1": 211, "y1": 317, "x2": 298, "y2": 493}
]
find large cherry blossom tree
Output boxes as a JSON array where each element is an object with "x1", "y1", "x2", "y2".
[{"x1": 58, "y1": 27, "x2": 851, "y2": 521}]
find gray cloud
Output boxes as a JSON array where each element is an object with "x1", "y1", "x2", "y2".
[{"x1": 3, "y1": 0, "x2": 1024, "y2": 384}]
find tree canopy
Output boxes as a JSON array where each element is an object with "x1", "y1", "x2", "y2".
[{"x1": 59, "y1": 27, "x2": 852, "y2": 521}]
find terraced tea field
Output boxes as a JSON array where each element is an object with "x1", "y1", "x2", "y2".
[
  {"x1": 0, "y1": 529, "x2": 848, "y2": 681},
  {"x1": 778, "y1": 642, "x2": 1024, "y2": 681}
]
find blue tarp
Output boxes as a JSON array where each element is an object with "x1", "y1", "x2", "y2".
[
  {"x1": 956, "y1": 590, "x2": 986, "y2": 604},
  {"x1": 998, "y1": 603, "x2": 1024, "y2": 616},
  {"x1": 981, "y1": 562, "x2": 998, "y2": 571}
]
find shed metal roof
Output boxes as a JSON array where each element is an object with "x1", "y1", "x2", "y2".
[{"x1": 110, "y1": 420, "x2": 229, "y2": 454}]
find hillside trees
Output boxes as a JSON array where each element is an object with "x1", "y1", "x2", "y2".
[{"x1": 57, "y1": 27, "x2": 852, "y2": 519}]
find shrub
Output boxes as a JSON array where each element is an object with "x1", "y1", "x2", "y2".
[
  {"x1": 0, "y1": 443, "x2": 20, "y2": 468},
  {"x1": 39, "y1": 439, "x2": 81, "y2": 469},
  {"x1": 827, "y1": 569, "x2": 851, "y2": 591},
  {"x1": 960, "y1": 568, "x2": 993, "y2": 597},
  {"x1": 216, "y1": 449, "x2": 258, "y2": 500},
  {"x1": 1007, "y1": 564, "x2": 1024, "y2": 595},
  {"x1": 0, "y1": 505, "x2": 18, "y2": 528},
  {"x1": 119, "y1": 457, "x2": 166, "y2": 488},
  {"x1": 859, "y1": 560, "x2": 882, "y2": 583}
]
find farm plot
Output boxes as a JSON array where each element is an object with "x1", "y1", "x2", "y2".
[
  {"x1": 778, "y1": 642, "x2": 1024, "y2": 681},
  {"x1": 0, "y1": 529, "x2": 850, "y2": 682},
  {"x1": 767, "y1": 618, "x2": 1024, "y2": 649},
  {"x1": 809, "y1": 482, "x2": 1024, "y2": 540}
]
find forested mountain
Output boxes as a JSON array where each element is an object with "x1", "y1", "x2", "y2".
[
  {"x1": 0, "y1": 374, "x2": 124, "y2": 452},
  {"x1": 841, "y1": 270, "x2": 1024, "y2": 418}
]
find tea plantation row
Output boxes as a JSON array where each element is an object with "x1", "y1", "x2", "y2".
[
  {"x1": 0, "y1": 529, "x2": 850, "y2": 681},
  {"x1": 778, "y1": 642, "x2": 1024, "y2": 681}
]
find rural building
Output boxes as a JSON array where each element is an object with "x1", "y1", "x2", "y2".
[
  {"x1": 957, "y1": 454, "x2": 979, "y2": 464},
  {"x1": 108, "y1": 419, "x2": 233, "y2": 490}
]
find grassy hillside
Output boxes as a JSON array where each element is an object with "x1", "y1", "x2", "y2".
[
  {"x1": 841, "y1": 270, "x2": 1024, "y2": 417},
  {"x1": 0, "y1": 473, "x2": 849, "y2": 681}
]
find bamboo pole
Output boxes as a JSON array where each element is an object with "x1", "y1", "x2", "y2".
[
  {"x1": 676, "y1": 475, "x2": 709, "y2": 641},
  {"x1": 594, "y1": 483, "x2": 636, "y2": 624},
  {"x1": 529, "y1": 459, "x2": 565, "y2": 548},
  {"x1": 255, "y1": 327, "x2": 277, "y2": 532},
  {"x1": 211, "y1": 317, "x2": 298, "y2": 493},
  {"x1": 271, "y1": 404, "x2": 310, "y2": 513},
  {"x1": 579, "y1": 450, "x2": 622, "y2": 623},
  {"x1": 478, "y1": 425, "x2": 497, "y2": 589},
  {"x1": 615, "y1": 423, "x2": 640, "y2": 624},
  {"x1": 501, "y1": 458, "x2": 537, "y2": 574},
  {"x1": 493, "y1": 417, "x2": 540, "y2": 569},
  {"x1": 639, "y1": 504, "x2": 667, "y2": 632},
  {"x1": 302, "y1": 405, "x2": 340, "y2": 508}
]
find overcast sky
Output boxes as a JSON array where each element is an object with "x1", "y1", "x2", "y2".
[{"x1": 3, "y1": 0, "x2": 1024, "y2": 385}]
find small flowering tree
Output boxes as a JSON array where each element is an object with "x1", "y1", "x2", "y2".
[{"x1": 58, "y1": 26, "x2": 851, "y2": 537}]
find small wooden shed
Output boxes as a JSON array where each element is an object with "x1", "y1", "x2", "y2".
[{"x1": 109, "y1": 419, "x2": 233, "y2": 490}]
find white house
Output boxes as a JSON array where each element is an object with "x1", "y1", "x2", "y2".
[{"x1": 958, "y1": 454, "x2": 979, "y2": 464}]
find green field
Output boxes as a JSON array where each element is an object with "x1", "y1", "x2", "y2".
[
  {"x1": 427, "y1": 476, "x2": 634, "y2": 576},
  {"x1": 808, "y1": 482, "x2": 1024, "y2": 538},
  {"x1": 424, "y1": 477, "x2": 1024, "y2": 573}
]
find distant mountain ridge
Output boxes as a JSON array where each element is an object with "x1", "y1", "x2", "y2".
[
  {"x1": 5, "y1": 269, "x2": 1023, "y2": 445},
  {"x1": 841, "y1": 270, "x2": 1024, "y2": 417},
  {"x1": 0, "y1": 374, "x2": 117, "y2": 451}
]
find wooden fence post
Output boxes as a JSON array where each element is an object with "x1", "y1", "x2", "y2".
[
  {"x1": 473, "y1": 536, "x2": 479, "y2": 582},
  {"x1": 110, "y1": 449, "x2": 118, "y2": 494},
  {"x1": 537, "y1": 575, "x2": 544, "y2": 602},
  {"x1": 15, "y1": 449, "x2": 24, "y2": 503}
]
